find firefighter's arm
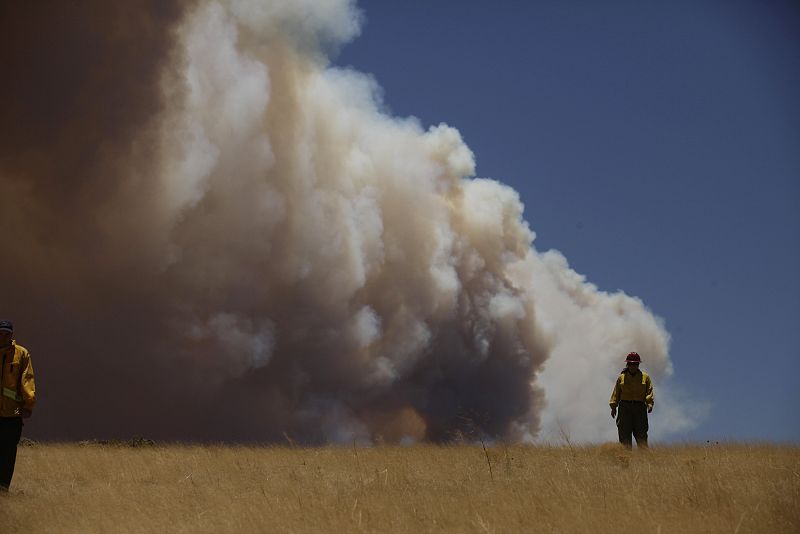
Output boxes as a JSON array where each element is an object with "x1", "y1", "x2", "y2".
[
  {"x1": 645, "y1": 374, "x2": 654, "y2": 412},
  {"x1": 609, "y1": 376, "x2": 621, "y2": 417},
  {"x1": 20, "y1": 350, "x2": 35, "y2": 415}
]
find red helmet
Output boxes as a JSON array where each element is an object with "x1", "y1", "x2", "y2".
[{"x1": 625, "y1": 352, "x2": 641, "y2": 364}]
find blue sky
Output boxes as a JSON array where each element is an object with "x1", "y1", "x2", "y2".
[{"x1": 336, "y1": 1, "x2": 800, "y2": 442}]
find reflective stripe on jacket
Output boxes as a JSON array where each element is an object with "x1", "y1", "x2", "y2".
[
  {"x1": 0, "y1": 342, "x2": 36, "y2": 417},
  {"x1": 609, "y1": 369, "x2": 653, "y2": 409}
]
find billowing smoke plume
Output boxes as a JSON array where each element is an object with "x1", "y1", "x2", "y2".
[{"x1": 0, "y1": 1, "x2": 699, "y2": 443}]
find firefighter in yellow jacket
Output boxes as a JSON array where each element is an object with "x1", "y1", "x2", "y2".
[
  {"x1": 609, "y1": 352, "x2": 653, "y2": 448},
  {"x1": 0, "y1": 320, "x2": 36, "y2": 491}
]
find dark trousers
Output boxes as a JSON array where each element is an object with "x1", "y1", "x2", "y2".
[
  {"x1": 617, "y1": 401, "x2": 648, "y2": 449},
  {"x1": 0, "y1": 417, "x2": 23, "y2": 490}
]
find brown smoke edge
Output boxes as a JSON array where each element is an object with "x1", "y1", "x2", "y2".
[{"x1": 0, "y1": 0, "x2": 199, "y2": 441}]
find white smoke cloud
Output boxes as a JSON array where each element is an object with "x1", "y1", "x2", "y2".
[
  {"x1": 226, "y1": 0, "x2": 362, "y2": 49},
  {"x1": 148, "y1": 0, "x2": 701, "y2": 442}
]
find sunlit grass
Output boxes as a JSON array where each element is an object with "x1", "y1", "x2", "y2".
[{"x1": 1, "y1": 442, "x2": 798, "y2": 533}]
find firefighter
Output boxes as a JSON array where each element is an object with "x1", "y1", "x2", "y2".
[
  {"x1": 0, "y1": 320, "x2": 36, "y2": 492},
  {"x1": 609, "y1": 352, "x2": 653, "y2": 449}
]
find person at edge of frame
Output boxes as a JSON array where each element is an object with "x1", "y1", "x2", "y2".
[
  {"x1": 0, "y1": 320, "x2": 36, "y2": 492},
  {"x1": 609, "y1": 351, "x2": 654, "y2": 449}
]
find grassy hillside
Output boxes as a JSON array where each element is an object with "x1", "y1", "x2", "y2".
[{"x1": 1, "y1": 443, "x2": 798, "y2": 533}]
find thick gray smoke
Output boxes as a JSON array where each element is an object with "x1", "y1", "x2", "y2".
[{"x1": 0, "y1": 0, "x2": 698, "y2": 443}]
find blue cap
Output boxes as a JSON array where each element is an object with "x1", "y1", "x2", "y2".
[{"x1": 0, "y1": 320, "x2": 13, "y2": 332}]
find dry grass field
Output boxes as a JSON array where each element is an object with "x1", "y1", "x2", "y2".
[{"x1": 1, "y1": 442, "x2": 798, "y2": 533}]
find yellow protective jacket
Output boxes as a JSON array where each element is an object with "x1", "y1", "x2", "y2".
[
  {"x1": 0, "y1": 341, "x2": 36, "y2": 418},
  {"x1": 609, "y1": 369, "x2": 653, "y2": 408}
]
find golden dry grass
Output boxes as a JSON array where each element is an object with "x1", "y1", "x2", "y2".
[{"x1": 1, "y1": 442, "x2": 798, "y2": 533}]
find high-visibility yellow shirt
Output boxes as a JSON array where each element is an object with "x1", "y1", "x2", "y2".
[
  {"x1": 0, "y1": 341, "x2": 36, "y2": 417},
  {"x1": 609, "y1": 369, "x2": 653, "y2": 408}
]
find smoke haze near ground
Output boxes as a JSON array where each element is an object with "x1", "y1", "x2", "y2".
[{"x1": 0, "y1": 0, "x2": 699, "y2": 443}]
